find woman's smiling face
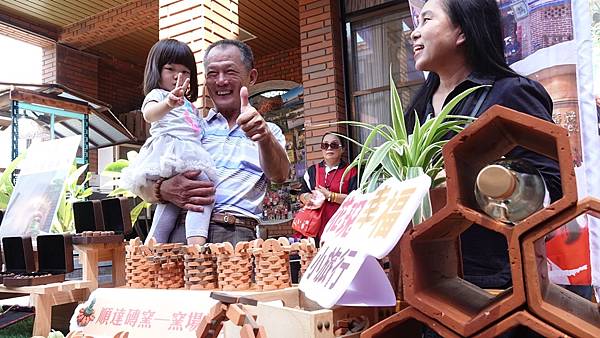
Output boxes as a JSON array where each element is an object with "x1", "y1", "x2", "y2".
[{"x1": 410, "y1": 0, "x2": 464, "y2": 72}]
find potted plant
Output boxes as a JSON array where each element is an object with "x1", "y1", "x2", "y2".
[
  {"x1": 337, "y1": 70, "x2": 483, "y2": 224},
  {"x1": 329, "y1": 70, "x2": 485, "y2": 299}
]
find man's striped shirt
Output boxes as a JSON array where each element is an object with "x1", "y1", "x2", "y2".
[{"x1": 202, "y1": 108, "x2": 286, "y2": 221}]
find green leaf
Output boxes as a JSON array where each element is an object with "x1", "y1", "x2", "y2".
[
  {"x1": 390, "y1": 69, "x2": 407, "y2": 142},
  {"x1": 101, "y1": 159, "x2": 130, "y2": 177},
  {"x1": 130, "y1": 200, "x2": 151, "y2": 225},
  {"x1": 366, "y1": 167, "x2": 384, "y2": 193},
  {"x1": 108, "y1": 187, "x2": 136, "y2": 198},
  {"x1": 66, "y1": 164, "x2": 88, "y2": 187},
  {"x1": 359, "y1": 140, "x2": 394, "y2": 191}
]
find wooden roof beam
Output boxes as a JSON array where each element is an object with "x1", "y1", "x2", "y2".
[{"x1": 59, "y1": 0, "x2": 158, "y2": 50}]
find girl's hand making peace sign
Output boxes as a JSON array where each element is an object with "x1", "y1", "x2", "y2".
[{"x1": 166, "y1": 73, "x2": 190, "y2": 108}]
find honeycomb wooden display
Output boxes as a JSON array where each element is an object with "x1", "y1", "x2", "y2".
[
  {"x1": 125, "y1": 238, "x2": 156, "y2": 288},
  {"x1": 151, "y1": 242, "x2": 185, "y2": 289},
  {"x1": 252, "y1": 238, "x2": 291, "y2": 291},
  {"x1": 520, "y1": 197, "x2": 600, "y2": 337},
  {"x1": 211, "y1": 241, "x2": 253, "y2": 291},
  {"x1": 183, "y1": 244, "x2": 218, "y2": 290},
  {"x1": 402, "y1": 105, "x2": 577, "y2": 336}
]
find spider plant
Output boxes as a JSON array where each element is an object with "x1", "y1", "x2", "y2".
[
  {"x1": 336, "y1": 69, "x2": 485, "y2": 224},
  {"x1": 51, "y1": 164, "x2": 93, "y2": 233}
]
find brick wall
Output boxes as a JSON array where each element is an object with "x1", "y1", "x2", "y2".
[
  {"x1": 41, "y1": 44, "x2": 145, "y2": 115},
  {"x1": 0, "y1": 13, "x2": 58, "y2": 42},
  {"x1": 42, "y1": 46, "x2": 57, "y2": 84},
  {"x1": 255, "y1": 47, "x2": 302, "y2": 84},
  {"x1": 529, "y1": 3, "x2": 573, "y2": 53},
  {"x1": 299, "y1": 0, "x2": 347, "y2": 164},
  {"x1": 55, "y1": 45, "x2": 99, "y2": 98},
  {"x1": 89, "y1": 148, "x2": 98, "y2": 173},
  {"x1": 59, "y1": 0, "x2": 158, "y2": 49},
  {"x1": 98, "y1": 58, "x2": 145, "y2": 114}
]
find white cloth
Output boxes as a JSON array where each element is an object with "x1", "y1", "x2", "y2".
[{"x1": 121, "y1": 89, "x2": 217, "y2": 196}]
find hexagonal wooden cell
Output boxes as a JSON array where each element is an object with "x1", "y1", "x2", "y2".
[
  {"x1": 472, "y1": 311, "x2": 571, "y2": 338},
  {"x1": 361, "y1": 307, "x2": 460, "y2": 338},
  {"x1": 402, "y1": 205, "x2": 518, "y2": 336},
  {"x1": 521, "y1": 197, "x2": 600, "y2": 338},
  {"x1": 443, "y1": 104, "x2": 576, "y2": 232}
]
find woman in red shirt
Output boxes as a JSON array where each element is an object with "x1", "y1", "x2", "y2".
[{"x1": 299, "y1": 132, "x2": 358, "y2": 241}]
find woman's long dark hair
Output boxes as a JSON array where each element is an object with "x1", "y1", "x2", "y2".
[{"x1": 405, "y1": 0, "x2": 516, "y2": 130}]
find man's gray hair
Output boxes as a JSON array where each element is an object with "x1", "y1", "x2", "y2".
[{"x1": 203, "y1": 39, "x2": 254, "y2": 72}]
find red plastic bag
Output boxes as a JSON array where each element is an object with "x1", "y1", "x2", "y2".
[{"x1": 292, "y1": 207, "x2": 323, "y2": 238}]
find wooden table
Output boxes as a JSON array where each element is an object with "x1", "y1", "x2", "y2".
[
  {"x1": 74, "y1": 241, "x2": 126, "y2": 291},
  {"x1": 0, "y1": 280, "x2": 93, "y2": 336}
]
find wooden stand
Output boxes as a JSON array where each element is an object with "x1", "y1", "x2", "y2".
[
  {"x1": 0, "y1": 280, "x2": 92, "y2": 336},
  {"x1": 74, "y1": 242, "x2": 126, "y2": 290},
  {"x1": 222, "y1": 287, "x2": 389, "y2": 338}
]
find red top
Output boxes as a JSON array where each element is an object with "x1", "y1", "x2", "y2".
[{"x1": 313, "y1": 162, "x2": 358, "y2": 237}]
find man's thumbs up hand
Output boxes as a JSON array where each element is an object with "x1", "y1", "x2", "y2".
[{"x1": 236, "y1": 86, "x2": 270, "y2": 142}]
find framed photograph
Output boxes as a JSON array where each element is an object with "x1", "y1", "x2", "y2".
[{"x1": 511, "y1": 1, "x2": 529, "y2": 20}]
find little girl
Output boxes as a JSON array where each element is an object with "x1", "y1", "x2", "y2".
[{"x1": 122, "y1": 39, "x2": 216, "y2": 245}]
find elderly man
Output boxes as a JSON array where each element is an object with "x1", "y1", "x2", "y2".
[{"x1": 140, "y1": 39, "x2": 289, "y2": 244}]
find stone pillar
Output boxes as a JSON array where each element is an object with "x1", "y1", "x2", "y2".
[
  {"x1": 159, "y1": 0, "x2": 239, "y2": 111},
  {"x1": 299, "y1": 0, "x2": 347, "y2": 164}
]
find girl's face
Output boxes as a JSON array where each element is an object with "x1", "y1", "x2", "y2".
[
  {"x1": 160, "y1": 63, "x2": 191, "y2": 92},
  {"x1": 410, "y1": 0, "x2": 464, "y2": 71}
]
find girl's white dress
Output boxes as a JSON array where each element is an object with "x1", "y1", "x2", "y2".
[
  {"x1": 122, "y1": 89, "x2": 217, "y2": 195},
  {"x1": 121, "y1": 89, "x2": 216, "y2": 242}
]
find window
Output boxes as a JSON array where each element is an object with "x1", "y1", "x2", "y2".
[
  {"x1": 345, "y1": 0, "x2": 396, "y2": 13},
  {"x1": 249, "y1": 85, "x2": 305, "y2": 222},
  {"x1": 345, "y1": 4, "x2": 425, "y2": 145},
  {"x1": 0, "y1": 35, "x2": 42, "y2": 84}
]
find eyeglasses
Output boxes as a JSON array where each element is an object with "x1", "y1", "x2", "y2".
[{"x1": 321, "y1": 142, "x2": 342, "y2": 150}]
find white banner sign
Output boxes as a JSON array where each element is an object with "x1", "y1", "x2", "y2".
[
  {"x1": 299, "y1": 175, "x2": 431, "y2": 308},
  {"x1": 69, "y1": 288, "x2": 220, "y2": 338}
]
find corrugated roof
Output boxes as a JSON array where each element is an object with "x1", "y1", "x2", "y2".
[{"x1": 0, "y1": 82, "x2": 135, "y2": 149}]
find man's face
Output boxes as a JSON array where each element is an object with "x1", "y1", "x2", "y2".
[{"x1": 204, "y1": 45, "x2": 257, "y2": 115}]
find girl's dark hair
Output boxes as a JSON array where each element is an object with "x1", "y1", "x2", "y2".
[
  {"x1": 405, "y1": 0, "x2": 516, "y2": 130},
  {"x1": 143, "y1": 39, "x2": 198, "y2": 101}
]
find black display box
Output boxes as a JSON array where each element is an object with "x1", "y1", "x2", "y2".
[
  {"x1": 2, "y1": 234, "x2": 73, "y2": 287},
  {"x1": 2, "y1": 236, "x2": 36, "y2": 274},
  {"x1": 73, "y1": 200, "x2": 105, "y2": 233},
  {"x1": 101, "y1": 197, "x2": 132, "y2": 235}
]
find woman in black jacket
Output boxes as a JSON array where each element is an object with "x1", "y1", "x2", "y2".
[{"x1": 407, "y1": 0, "x2": 560, "y2": 292}]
